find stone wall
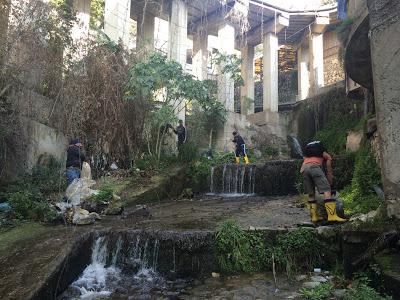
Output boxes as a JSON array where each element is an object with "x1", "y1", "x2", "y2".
[
  {"x1": 323, "y1": 30, "x2": 345, "y2": 86},
  {"x1": 2, "y1": 87, "x2": 67, "y2": 181},
  {"x1": 282, "y1": 84, "x2": 363, "y2": 147},
  {"x1": 367, "y1": 0, "x2": 400, "y2": 218}
]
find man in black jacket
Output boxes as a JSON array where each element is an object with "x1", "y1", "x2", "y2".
[
  {"x1": 232, "y1": 131, "x2": 250, "y2": 164},
  {"x1": 170, "y1": 120, "x2": 186, "y2": 153},
  {"x1": 66, "y1": 138, "x2": 86, "y2": 185}
]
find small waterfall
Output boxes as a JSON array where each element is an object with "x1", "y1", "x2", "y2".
[
  {"x1": 67, "y1": 236, "x2": 121, "y2": 299},
  {"x1": 209, "y1": 164, "x2": 256, "y2": 196},
  {"x1": 288, "y1": 135, "x2": 304, "y2": 158},
  {"x1": 62, "y1": 234, "x2": 162, "y2": 299}
]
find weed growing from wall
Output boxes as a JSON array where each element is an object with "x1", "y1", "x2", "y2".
[
  {"x1": 341, "y1": 143, "x2": 382, "y2": 215},
  {"x1": 215, "y1": 219, "x2": 266, "y2": 274},
  {"x1": 267, "y1": 228, "x2": 327, "y2": 278}
]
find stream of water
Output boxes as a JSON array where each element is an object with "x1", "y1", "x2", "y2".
[
  {"x1": 209, "y1": 164, "x2": 256, "y2": 196},
  {"x1": 59, "y1": 235, "x2": 300, "y2": 300}
]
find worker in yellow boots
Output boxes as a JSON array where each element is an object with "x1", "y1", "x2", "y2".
[
  {"x1": 301, "y1": 141, "x2": 347, "y2": 224},
  {"x1": 232, "y1": 131, "x2": 250, "y2": 164}
]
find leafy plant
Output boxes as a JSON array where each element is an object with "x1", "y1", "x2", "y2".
[
  {"x1": 215, "y1": 219, "x2": 267, "y2": 274},
  {"x1": 8, "y1": 190, "x2": 58, "y2": 223},
  {"x1": 299, "y1": 282, "x2": 333, "y2": 300},
  {"x1": 268, "y1": 228, "x2": 326, "y2": 277},
  {"x1": 125, "y1": 53, "x2": 226, "y2": 163},
  {"x1": 344, "y1": 276, "x2": 392, "y2": 300},
  {"x1": 91, "y1": 187, "x2": 113, "y2": 203},
  {"x1": 340, "y1": 143, "x2": 382, "y2": 215}
]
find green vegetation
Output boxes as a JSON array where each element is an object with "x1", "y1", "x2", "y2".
[
  {"x1": 216, "y1": 221, "x2": 329, "y2": 277},
  {"x1": 215, "y1": 219, "x2": 266, "y2": 274},
  {"x1": 268, "y1": 228, "x2": 327, "y2": 277},
  {"x1": 125, "y1": 52, "x2": 226, "y2": 165},
  {"x1": 0, "y1": 223, "x2": 47, "y2": 254},
  {"x1": 1, "y1": 158, "x2": 64, "y2": 223},
  {"x1": 314, "y1": 120, "x2": 357, "y2": 155},
  {"x1": 299, "y1": 282, "x2": 333, "y2": 300},
  {"x1": 341, "y1": 143, "x2": 382, "y2": 215},
  {"x1": 90, "y1": 187, "x2": 113, "y2": 203},
  {"x1": 299, "y1": 274, "x2": 392, "y2": 300},
  {"x1": 90, "y1": 0, "x2": 105, "y2": 28},
  {"x1": 345, "y1": 275, "x2": 392, "y2": 300}
]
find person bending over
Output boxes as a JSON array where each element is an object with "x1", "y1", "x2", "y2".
[{"x1": 301, "y1": 141, "x2": 346, "y2": 224}]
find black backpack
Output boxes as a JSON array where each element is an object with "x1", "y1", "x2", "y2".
[{"x1": 303, "y1": 141, "x2": 326, "y2": 158}]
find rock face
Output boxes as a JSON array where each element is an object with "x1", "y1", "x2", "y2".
[{"x1": 367, "y1": 0, "x2": 400, "y2": 218}]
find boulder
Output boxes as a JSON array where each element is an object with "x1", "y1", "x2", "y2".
[
  {"x1": 346, "y1": 130, "x2": 363, "y2": 152},
  {"x1": 71, "y1": 207, "x2": 101, "y2": 225}
]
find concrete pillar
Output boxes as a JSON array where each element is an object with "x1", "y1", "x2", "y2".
[
  {"x1": 71, "y1": 0, "x2": 91, "y2": 56},
  {"x1": 104, "y1": 0, "x2": 131, "y2": 45},
  {"x1": 168, "y1": 0, "x2": 187, "y2": 66},
  {"x1": 217, "y1": 22, "x2": 235, "y2": 112},
  {"x1": 192, "y1": 31, "x2": 208, "y2": 80},
  {"x1": 367, "y1": 0, "x2": 400, "y2": 218},
  {"x1": 168, "y1": 0, "x2": 188, "y2": 122},
  {"x1": 262, "y1": 32, "x2": 279, "y2": 112},
  {"x1": 137, "y1": 11, "x2": 155, "y2": 56},
  {"x1": 309, "y1": 32, "x2": 324, "y2": 94},
  {"x1": 0, "y1": 0, "x2": 10, "y2": 65},
  {"x1": 240, "y1": 45, "x2": 255, "y2": 115},
  {"x1": 297, "y1": 45, "x2": 310, "y2": 100}
]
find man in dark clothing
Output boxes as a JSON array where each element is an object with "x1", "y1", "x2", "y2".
[
  {"x1": 171, "y1": 120, "x2": 186, "y2": 152},
  {"x1": 66, "y1": 138, "x2": 86, "y2": 185},
  {"x1": 232, "y1": 131, "x2": 249, "y2": 164}
]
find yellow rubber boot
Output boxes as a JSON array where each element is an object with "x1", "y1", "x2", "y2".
[
  {"x1": 308, "y1": 201, "x2": 322, "y2": 223},
  {"x1": 244, "y1": 155, "x2": 250, "y2": 164},
  {"x1": 235, "y1": 156, "x2": 240, "y2": 164},
  {"x1": 325, "y1": 200, "x2": 347, "y2": 223}
]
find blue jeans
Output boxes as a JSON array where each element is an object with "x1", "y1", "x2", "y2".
[{"x1": 66, "y1": 167, "x2": 81, "y2": 185}]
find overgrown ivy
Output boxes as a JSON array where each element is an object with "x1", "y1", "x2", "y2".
[{"x1": 341, "y1": 143, "x2": 382, "y2": 215}]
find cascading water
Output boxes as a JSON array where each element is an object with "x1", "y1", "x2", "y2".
[
  {"x1": 59, "y1": 232, "x2": 198, "y2": 299},
  {"x1": 60, "y1": 236, "x2": 122, "y2": 299},
  {"x1": 209, "y1": 164, "x2": 256, "y2": 196}
]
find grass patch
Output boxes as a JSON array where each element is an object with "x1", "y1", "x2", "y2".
[{"x1": 0, "y1": 222, "x2": 46, "y2": 254}]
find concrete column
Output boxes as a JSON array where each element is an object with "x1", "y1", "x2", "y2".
[
  {"x1": 137, "y1": 11, "x2": 155, "y2": 56},
  {"x1": 71, "y1": 0, "x2": 91, "y2": 56},
  {"x1": 367, "y1": 0, "x2": 400, "y2": 218},
  {"x1": 217, "y1": 22, "x2": 235, "y2": 112},
  {"x1": 240, "y1": 45, "x2": 255, "y2": 115},
  {"x1": 192, "y1": 31, "x2": 208, "y2": 80},
  {"x1": 168, "y1": 0, "x2": 188, "y2": 122},
  {"x1": 262, "y1": 32, "x2": 279, "y2": 112},
  {"x1": 0, "y1": 0, "x2": 10, "y2": 65},
  {"x1": 297, "y1": 45, "x2": 310, "y2": 100},
  {"x1": 168, "y1": 0, "x2": 188, "y2": 66},
  {"x1": 309, "y1": 32, "x2": 324, "y2": 94},
  {"x1": 104, "y1": 0, "x2": 131, "y2": 45}
]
